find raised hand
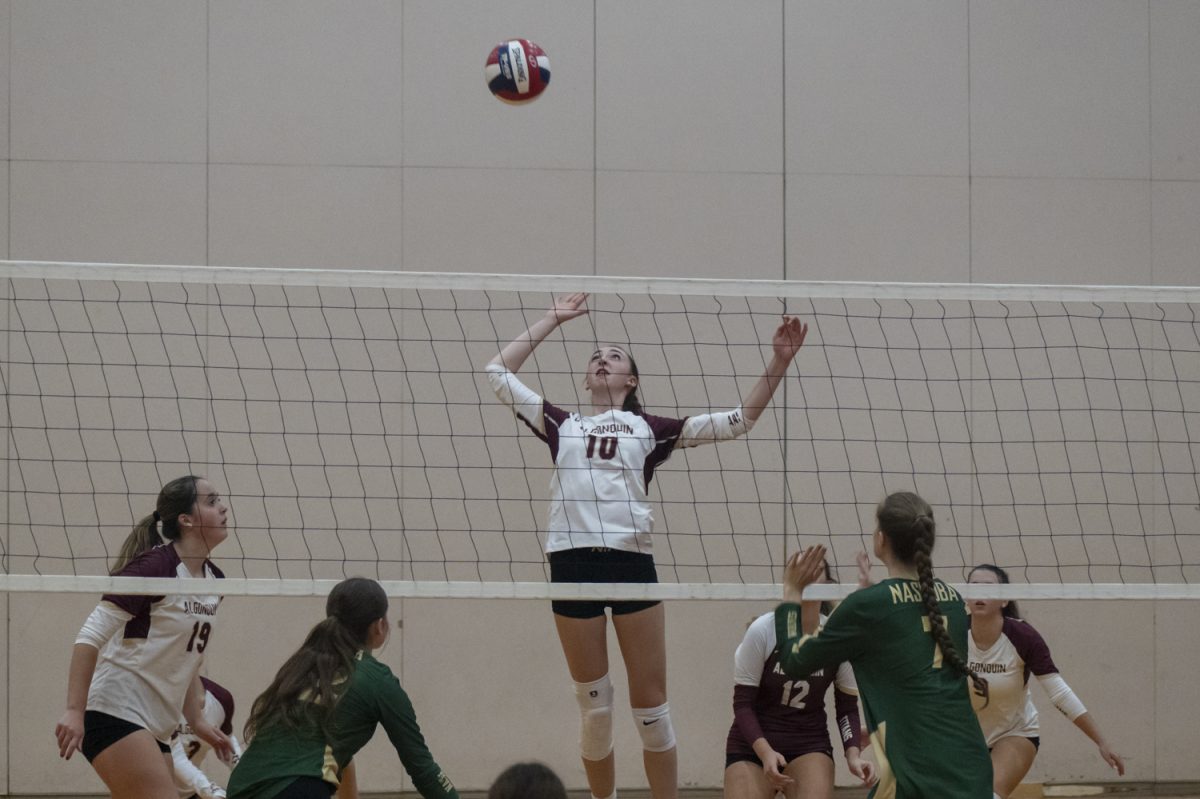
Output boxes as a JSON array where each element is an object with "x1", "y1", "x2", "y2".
[
  {"x1": 772, "y1": 315, "x2": 808, "y2": 362},
  {"x1": 545, "y1": 292, "x2": 589, "y2": 326},
  {"x1": 783, "y1": 544, "x2": 827, "y2": 603},
  {"x1": 856, "y1": 550, "x2": 874, "y2": 589}
]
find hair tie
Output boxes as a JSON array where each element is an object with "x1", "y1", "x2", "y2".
[{"x1": 152, "y1": 510, "x2": 161, "y2": 523}]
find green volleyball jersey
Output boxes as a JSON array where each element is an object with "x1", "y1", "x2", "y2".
[
  {"x1": 776, "y1": 578, "x2": 991, "y2": 799},
  {"x1": 228, "y1": 652, "x2": 457, "y2": 799}
]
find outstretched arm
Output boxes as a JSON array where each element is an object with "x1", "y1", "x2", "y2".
[
  {"x1": 741, "y1": 316, "x2": 807, "y2": 426},
  {"x1": 1073, "y1": 711, "x2": 1125, "y2": 777},
  {"x1": 488, "y1": 293, "x2": 589, "y2": 374}
]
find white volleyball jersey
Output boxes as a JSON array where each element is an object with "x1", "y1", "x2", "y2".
[
  {"x1": 84, "y1": 544, "x2": 224, "y2": 743},
  {"x1": 968, "y1": 616, "x2": 1059, "y2": 745},
  {"x1": 487, "y1": 365, "x2": 749, "y2": 553},
  {"x1": 172, "y1": 677, "x2": 243, "y2": 799}
]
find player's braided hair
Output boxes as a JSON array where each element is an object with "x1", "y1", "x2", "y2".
[
  {"x1": 969, "y1": 563, "x2": 1021, "y2": 619},
  {"x1": 877, "y1": 491, "x2": 988, "y2": 703},
  {"x1": 111, "y1": 474, "x2": 199, "y2": 574},
  {"x1": 244, "y1": 577, "x2": 388, "y2": 740}
]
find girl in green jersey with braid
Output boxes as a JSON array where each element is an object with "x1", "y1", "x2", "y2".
[
  {"x1": 228, "y1": 578, "x2": 456, "y2": 799},
  {"x1": 775, "y1": 492, "x2": 993, "y2": 799}
]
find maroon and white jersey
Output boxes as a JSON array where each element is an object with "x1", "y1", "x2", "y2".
[
  {"x1": 82, "y1": 544, "x2": 223, "y2": 742},
  {"x1": 727, "y1": 612, "x2": 860, "y2": 758},
  {"x1": 487, "y1": 364, "x2": 750, "y2": 553},
  {"x1": 968, "y1": 617, "x2": 1059, "y2": 745}
]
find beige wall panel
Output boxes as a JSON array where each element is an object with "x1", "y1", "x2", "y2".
[
  {"x1": 1154, "y1": 599, "x2": 1200, "y2": 779},
  {"x1": 597, "y1": 172, "x2": 782, "y2": 279},
  {"x1": 1015, "y1": 599, "x2": 1156, "y2": 783},
  {"x1": 1152, "y1": 181, "x2": 1200, "y2": 286},
  {"x1": 9, "y1": 161, "x2": 207, "y2": 265},
  {"x1": 0, "y1": 1, "x2": 9, "y2": 161},
  {"x1": 970, "y1": 178, "x2": 1152, "y2": 285},
  {"x1": 597, "y1": 0, "x2": 782, "y2": 173},
  {"x1": 208, "y1": 1, "x2": 403, "y2": 167},
  {"x1": 786, "y1": 175, "x2": 969, "y2": 283},
  {"x1": 403, "y1": 0, "x2": 593, "y2": 170},
  {"x1": 786, "y1": 0, "x2": 968, "y2": 177},
  {"x1": 0, "y1": 593, "x2": 7, "y2": 794},
  {"x1": 10, "y1": 1, "x2": 206, "y2": 163},
  {"x1": 0, "y1": 160, "x2": 8, "y2": 258},
  {"x1": 401, "y1": 598, "x2": 781, "y2": 792},
  {"x1": 403, "y1": 167, "x2": 593, "y2": 275},
  {"x1": 970, "y1": 1, "x2": 1150, "y2": 179},
  {"x1": 9, "y1": 593, "x2": 107, "y2": 794},
  {"x1": 1151, "y1": 1, "x2": 1200, "y2": 180},
  {"x1": 209, "y1": 165, "x2": 404, "y2": 269}
]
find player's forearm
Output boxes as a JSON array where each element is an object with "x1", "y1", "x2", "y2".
[
  {"x1": 750, "y1": 736, "x2": 776, "y2": 761},
  {"x1": 742, "y1": 354, "x2": 792, "y2": 425},
  {"x1": 334, "y1": 760, "x2": 359, "y2": 799},
  {"x1": 1073, "y1": 712, "x2": 1110, "y2": 749},
  {"x1": 489, "y1": 315, "x2": 560, "y2": 373},
  {"x1": 182, "y1": 674, "x2": 206, "y2": 727},
  {"x1": 65, "y1": 643, "x2": 99, "y2": 711},
  {"x1": 774, "y1": 602, "x2": 828, "y2": 677}
]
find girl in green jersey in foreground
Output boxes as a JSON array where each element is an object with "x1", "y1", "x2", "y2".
[
  {"x1": 775, "y1": 492, "x2": 993, "y2": 799},
  {"x1": 228, "y1": 578, "x2": 457, "y2": 799}
]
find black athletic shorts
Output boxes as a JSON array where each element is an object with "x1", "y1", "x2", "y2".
[
  {"x1": 269, "y1": 777, "x2": 336, "y2": 799},
  {"x1": 81, "y1": 710, "x2": 169, "y2": 762},
  {"x1": 549, "y1": 547, "x2": 660, "y2": 619},
  {"x1": 724, "y1": 746, "x2": 834, "y2": 770},
  {"x1": 990, "y1": 735, "x2": 1040, "y2": 752}
]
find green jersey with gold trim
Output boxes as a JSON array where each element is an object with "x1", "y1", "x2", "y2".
[
  {"x1": 775, "y1": 578, "x2": 991, "y2": 799},
  {"x1": 228, "y1": 653, "x2": 456, "y2": 799}
]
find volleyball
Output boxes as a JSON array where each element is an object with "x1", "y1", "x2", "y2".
[{"x1": 485, "y1": 39, "x2": 550, "y2": 104}]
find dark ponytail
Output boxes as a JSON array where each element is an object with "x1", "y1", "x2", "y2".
[
  {"x1": 621, "y1": 352, "x2": 642, "y2": 414},
  {"x1": 969, "y1": 563, "x2": 1021, "y2": 619},
  {"x1": 111, "y1": 475, "x2": 200, "y2": 574},
  {"x1": 244, "y1": 577, "x2": 388, "y2": 740},
  {"x1": 877, "y1": 492, "x2": 988, "y2": 703}
]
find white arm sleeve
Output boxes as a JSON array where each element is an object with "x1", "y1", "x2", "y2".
[
  {"x1": 1037, "y1": 672, "x2": 1087, "y2": 721},
  {"x1": 485, "y1": 363, "x2": 546, "y2": 435},
  {"x1": 834, "y1": 659, "x2": 859, "y2": 697},
  {"x1": 678, "y1": 407, "x2": 752, "y2": 448},
  {"x1": 733, "y1": 614, "x2": 773, "y2": 686},
  {"x1": 171, "y1": 735, "x2": 223, "y2": 799},
  {"x1": 74, "y1": 602, "x2": 133, "y2": 649}
]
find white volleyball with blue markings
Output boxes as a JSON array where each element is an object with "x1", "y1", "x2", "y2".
[{"x1": 485, "y1": 39, "x2": 550, "y2": 104}]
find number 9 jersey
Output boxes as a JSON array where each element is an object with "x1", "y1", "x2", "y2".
[{"x1": 80, "y1": 543, "x2": 224, "y2": 744}]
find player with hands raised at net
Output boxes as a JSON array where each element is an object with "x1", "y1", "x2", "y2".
[
  {"x1": 486, "y1": 293, "x2": 807, "y2": 799},
  {"x1": 775, "y1": 492, "x2": 993, "y2": 798}
]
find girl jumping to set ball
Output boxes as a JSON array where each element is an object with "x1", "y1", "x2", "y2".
[{"x1": 486, "y1": 292, "x2": 807, "y2": 799}]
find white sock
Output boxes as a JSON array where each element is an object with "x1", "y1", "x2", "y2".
[{"x1": 592, "y1": 792, "x2": 616, "y2": 799}]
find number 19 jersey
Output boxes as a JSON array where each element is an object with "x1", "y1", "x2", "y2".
[{"x1": 775, "y1": 579, "x2": 991, "y2": 799}]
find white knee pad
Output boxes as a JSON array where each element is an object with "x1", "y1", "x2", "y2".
[
  {"x1": 632, "y1": 702, "x2": 676, "y2": 753},
  {"x1": 574, "y1": 675, "x2": 614, "y2": 761}
]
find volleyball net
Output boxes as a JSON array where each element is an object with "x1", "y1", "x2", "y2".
[{"x1": 2, "y1": 260, "x2": 1198, "y2": 601}]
